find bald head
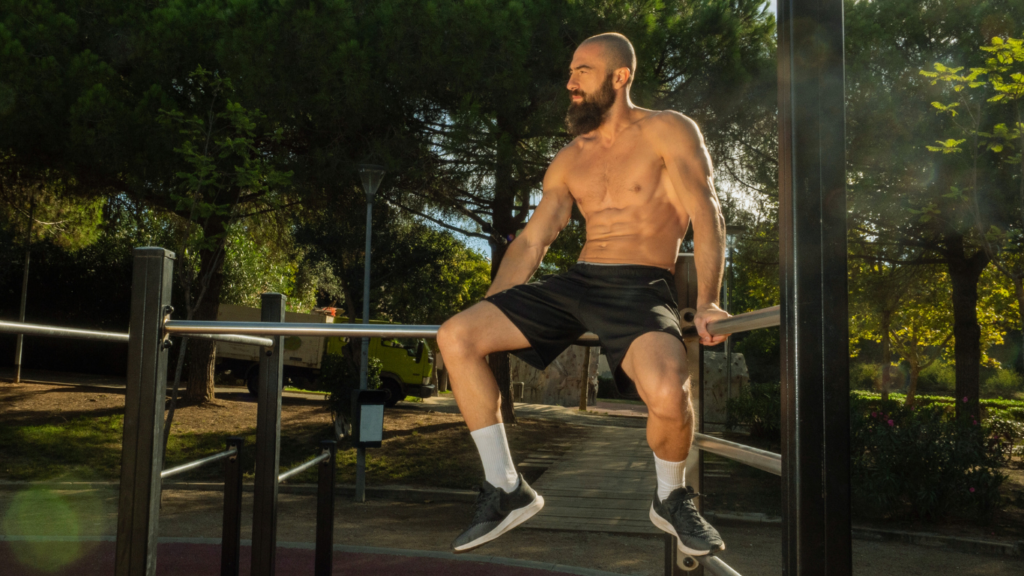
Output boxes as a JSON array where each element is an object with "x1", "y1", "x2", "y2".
[{"x1": 579, "y1": 33, "x2": 636, "y2": 87}]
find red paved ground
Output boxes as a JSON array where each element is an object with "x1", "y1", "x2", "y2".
[{"x1": 1, "y1": 541, "x2": 580, "y2": 575}]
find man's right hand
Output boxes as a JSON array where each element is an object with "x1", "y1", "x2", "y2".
[{"x1": 693, "y1": 303, "x2": 730, "y2": 347}]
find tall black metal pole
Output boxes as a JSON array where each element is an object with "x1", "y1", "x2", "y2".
[
  {"x1": 115, "y1": 247, "x2": 175, "y2": 576},
  {"x1": 777, "y1": 1, "x2": 851, "y2": 575},
  {"x1": 222, "y1": 436, "x2": 244, "y2": 576},
  {"x1": 252, "y1": 293, "x2": 286, "y2": 576},
  {"x1": 356, "y1": 196, "x2": 373, "y2": 502},
  {"x1": 315, "y1": 440, "x2": 337, "y2": 576}
]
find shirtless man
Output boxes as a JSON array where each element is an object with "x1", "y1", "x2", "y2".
[{"x1": 437, "y1": 32, "x2": 730, "y2": 556}]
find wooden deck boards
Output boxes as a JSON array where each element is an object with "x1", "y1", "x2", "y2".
[{"x1": 529, "y1": 427, "x2": 660, "y2": 535}]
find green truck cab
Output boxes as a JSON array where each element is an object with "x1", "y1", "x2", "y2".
[{"x1": 215, "y1": 304, "x2": 434, "y2": 407}]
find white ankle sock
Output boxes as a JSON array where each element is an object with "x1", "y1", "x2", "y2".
[
  {"x1": 470, "y1": 424, "x2": 520, "y2": 492},
  {"x1": 654, "y1": 452, "x2": 686, "y2": 501}
]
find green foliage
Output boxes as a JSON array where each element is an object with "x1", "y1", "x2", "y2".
[
  {"x1": 733, "y1": 327, "x2": 780, "y2": 385},
  {"x1": 983, "y1": 369, "x2": 1023, "y2": 399},
  {"x1": 725, "y1": 381, "x2": 780, "y2": 441},
  {"x1": 917, "y1": 362, "x2": 957, "y2": 394},
  {"x1": 850, "y1": 398, "x2": 1007, "y2": 520},
  {"x1": 322, "y1": 354, "x2": 382, "y2": 423},
  {"x1": 850, "y1": 362, "x2": 880, "y2": 391}
]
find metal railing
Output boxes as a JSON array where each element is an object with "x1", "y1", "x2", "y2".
[
  {"x1": 275, "y1": 442, "x2": 337, "y2": 576},
  {"x1": 0, "y1": 319, "x2": 274, "y2": 347},
  {"x1": 0, "y1": 320, "x2": 129, "y2": 343},
  {"x1": 164, "y1": 437, "x2": 246, "y2": 576}
]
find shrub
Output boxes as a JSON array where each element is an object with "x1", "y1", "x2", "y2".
[
  {"x1": 850, "y1": 398, "x2": 1007, "y2": 521},
  {"x1": 983, "y1": 369, "x2": 1023, "y2": 399},
  {"x1": 917, "y1": 363, "x2": 956, "y2": 394},
  {"x1": 726, "y1": 381, "x2": 780, "y2": 441},
  {"x1": 321, "y1": 353, "x2": 382, "y2": 426},
  {"x1": 850, "y1": 363, "x2": 879, "y2": 391}
]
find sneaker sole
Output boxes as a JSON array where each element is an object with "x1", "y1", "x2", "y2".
[
  {"x1": 452, "y1": 494, "x2": 545, "y2": 553},
  {"x1": 648, "y1": 504, "x2": 724, "y2": 557}
]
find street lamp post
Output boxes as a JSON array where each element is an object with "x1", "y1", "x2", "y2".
[
  {"x1": 356, "y1": 164, "x2": 385, "y2": 503},
  {"x1": 724, "y1": 225, "x2": 746, "y2": 413}
]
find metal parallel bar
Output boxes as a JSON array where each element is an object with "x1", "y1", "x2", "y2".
[
  {"x1": 683, "y1": 306, "x2": 780, "y2": 337},
  {"x1": 697, "y1": 555, "x2": 743, "y2": 576},
  {"x1": 252, "y1": 293, "x2": 286, "y2": 576},
  {"x1": 115, "y1": 247, "x2": 175, "y2": 576},
  {"x1": 222, "y1": 437, "x2": 244, "y2": 576},
  {"x1": 315, "y1": 440, "x2": 337, "y2": 576},
  {"x1": 181, "y1": 332, "x2": 275, "y2": 348},
  {"x1": 277, "y1": 450, "x2": 330, "y2": 483},
  {"x1": 163, "y1": 305, "x2": 778, "y2": 341},
  {"x1": 160, "y1": 447, "x2": 237, "y2": 480},
  {"x1": 778, "y1": 0, "x2": 852, "y2": 574},
  {"x1": 693, "y1": 433, "x2": 782, "y2": 477},
  {"x1": 164, "y1": 320, "x2": 441, "y2": 338},
  {"x1": 0, "y1": 320, "x2": 129, "y2": 343}
]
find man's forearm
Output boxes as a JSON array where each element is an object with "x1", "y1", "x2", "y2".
[
  {"x1": 693, "y1": 214, "x2": 726, "y2": 308},
  {"x1": 485, "y1": 238, "x2": 547, "y2": 297}
]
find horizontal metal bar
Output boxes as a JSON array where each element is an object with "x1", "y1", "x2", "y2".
[
  {"x1": 164, "y1": 320, "x2": 441, "y2": 339},
  {"x1": 165, "y1": 306, "x2": 779, "y2": 342},
  {"x1": 682, "y1": 305, "x2": 780, "y2": 338},
  {"x1": 0, "y1": 320, "x2": 130, "y2": 343},
  {"x1": 277, "y1": 450, "x2": 331, "y2": 483},
  {"x1": 177, "y1": 332, "x2": 275, "y2": 348},
  {"x1": 693, "y1": 433, "x2": 781, "y2": 476},
  {"x1": 161, "y1": 447, "x2": 238, "y2": 480},
  {"x1": 698, "y1": 555, "x2": 743, "y2": 576}
]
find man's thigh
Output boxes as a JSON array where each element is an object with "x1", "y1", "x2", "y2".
[
  {"x1": 443, "y1": 300, "x2": 531, "y2": 356},
  {"x1": 620, "y1": 332, "x2": 690, "y2": 403}
]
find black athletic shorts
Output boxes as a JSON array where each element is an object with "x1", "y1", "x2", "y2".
[{"x1": 485, "y1": 262, "x2": 685, "y2": 393}]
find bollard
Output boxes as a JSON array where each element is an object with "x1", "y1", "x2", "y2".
[
  {"x1": 252, "y1": 293, "x2": 286, "y2": 576},
  {"x1": 315, "y1": 440, "x2": 337, "y2": 576},
  {"x1": 222, "y1": 436, "x2": 244, "y2": 576},
  {"x1": 115, "y1": 247, "x2": 175, "y2": 576}
]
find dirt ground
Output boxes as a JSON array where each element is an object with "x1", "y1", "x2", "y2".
[{"x1": 2, "y1": 488, "x2": 1023, "y2": 576}]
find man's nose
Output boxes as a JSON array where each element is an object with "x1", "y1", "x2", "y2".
[{"x1": 567, "y1": 77, "x2": 578, "y2": 91}]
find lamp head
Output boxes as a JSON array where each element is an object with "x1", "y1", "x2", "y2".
[{"x1": 358, "y1": 164, "x2": 386, "y2": 201}]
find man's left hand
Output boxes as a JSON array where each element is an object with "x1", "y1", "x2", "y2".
[{"x1": 693, "y1": 303, "x2": 730, "y2": 347}]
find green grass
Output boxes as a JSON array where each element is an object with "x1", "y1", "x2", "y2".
[
  {"x1": 283, "y1": 387, "x2": 328, "y2": 395},
  {"x1": 0, "y1": 414, "x2": 340, "y2": 483}
]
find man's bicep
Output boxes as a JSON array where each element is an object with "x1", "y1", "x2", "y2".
[{"x1": 521, "y1": 179, "x2": 573, "y2": 246}]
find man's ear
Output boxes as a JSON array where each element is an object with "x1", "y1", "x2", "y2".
[{"x1": 615, "y1": 68, "x2": 631, "y2": 89}]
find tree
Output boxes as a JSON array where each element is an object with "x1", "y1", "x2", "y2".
[
  {"x1": 844, "y1": 0, "x2": 1024, "y2": 420},
  {"x1": 921, "y1": 36, "x2": 1024, "y2": 374}
]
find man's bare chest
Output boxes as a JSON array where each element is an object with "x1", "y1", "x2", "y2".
[{"x1": 564, "y1": 137, "x2": 665, "y2": 207}]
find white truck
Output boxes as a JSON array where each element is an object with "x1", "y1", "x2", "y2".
[{"x1": 214, "y1": 303, "x2": 434, "y2": 406}]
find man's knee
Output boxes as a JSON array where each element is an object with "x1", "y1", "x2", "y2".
[
  {"x1": 437, "y1": 314, "x2": 478, "y2": 359},
  {"x1": 645, "y1": 375, "x2": 693, "y2": 424}
]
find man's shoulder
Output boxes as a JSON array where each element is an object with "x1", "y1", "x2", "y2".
[{"x1": 640, "y1": 109, "x2": 702, "y2": 138}]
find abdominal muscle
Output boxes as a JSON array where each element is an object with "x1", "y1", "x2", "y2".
[{"x1": 575, "y1": 200, "x2": 689, "y2": 272}]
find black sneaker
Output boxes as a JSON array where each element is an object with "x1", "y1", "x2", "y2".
[
  {"x1": 451, "y1": 474, "x2": 545, "y2": 553},
  {"x1": 649, "y1": 486, "x2": 725, "y2": 556}
]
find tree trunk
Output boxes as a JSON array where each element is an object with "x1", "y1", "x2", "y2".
[
  {"x1": 905, "y1": 365, "x2": 921, "y2": 408},
  {"x1": 489, "y1": 116, "x2": 520, "y2": 425},
  {"x1": 1014, "y1": 276, "x2": 1024, "y2": 375},
  {"x1": 946, "y1": 234, "x2": 989, "y2": 421},
  {"x1": 880, "y1": 312, "x2": 892, "y2": 402},
  {"x1": 184, "y1": 215, "x2": 230, "y2": 404}
]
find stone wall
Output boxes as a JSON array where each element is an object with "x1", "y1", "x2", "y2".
[{"x1": 510, "y1": 345, "x2": 599, "y2": 407}]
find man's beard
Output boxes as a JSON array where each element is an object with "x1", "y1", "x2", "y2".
[{"x1": 565, "y1": 73, "x2": 616, "y2": 137}]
